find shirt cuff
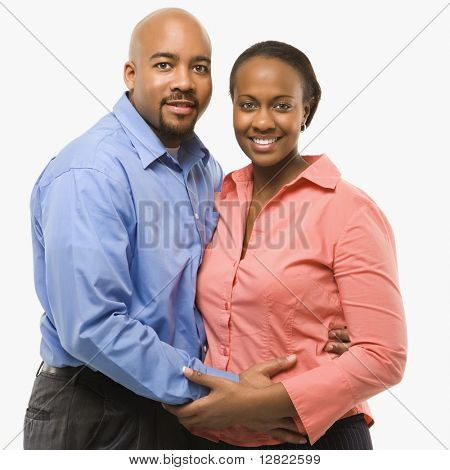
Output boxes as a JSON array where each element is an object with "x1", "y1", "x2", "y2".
[
  {"x1": 204, "y1": 365, "x2": 239, "y2": 383},
  {"x1": 280, "y1": 362, "x2": 354, "y2": 445}
]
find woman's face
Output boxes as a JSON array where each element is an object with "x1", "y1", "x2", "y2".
[{"x1": 232, "y1": 56, "x2": 309, "y2": 168}]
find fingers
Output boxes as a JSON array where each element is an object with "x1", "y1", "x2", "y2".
[
  {"x1": 325, "y1": 328, "x2": 351, "y2": 354},
  {"x1": 268, "y1": 428, "x2": 308, "y2": 445},
  {"x1": 163, "y1": 402, "x2": 198, "y2": 419},
  {"x1": 254, "y1": 354, "x2": 297, "y2": 378},
  {"x1": 325, "y1": 341, "x2": 350, "y2": 354},
  {"x1": 162, "y1": 394, "x2": 210, "y2": 420},
  {"x1": 328, "y1": 328, "x2": 350, "y2": 343},
  {"x1": 277, "y1": 417, "x2": 301, "y2": 433},
  {"x1": 182, "y1": 367, "x2": 226, "y2": 389}
]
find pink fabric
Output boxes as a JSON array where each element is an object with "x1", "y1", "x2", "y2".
[{"x1": 192, "y1": 154, "x2": 407, "y2": 446}]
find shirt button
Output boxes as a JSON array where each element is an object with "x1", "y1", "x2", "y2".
[
  {"x1": 224, "y1": 301, "x2": 230, "y2": 310},
  {"x1": 194, "y1": 213, "x2": 199, "y2": 220},
  {"x1": 221, "y1": 347, "x2": 229, "y2": 356}
]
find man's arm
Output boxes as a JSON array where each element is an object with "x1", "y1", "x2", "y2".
[{"x1": 40, "y1": 168, "x2": 237, "y2": 404}]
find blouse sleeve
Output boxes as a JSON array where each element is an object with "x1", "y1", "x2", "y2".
[{"x1": 280, "y1": 203, "x2": 407, "y2": 444}]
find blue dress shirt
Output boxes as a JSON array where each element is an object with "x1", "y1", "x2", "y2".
[{"x1": 31, "y1": 93, "x2": 238, "y2": 404}]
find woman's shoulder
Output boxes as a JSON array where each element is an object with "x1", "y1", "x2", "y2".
[
  {"x1": 333, "y1": 178, "x2": 395, "y2": 239},
  {"x1": 335, "y1": 178, "x2": 379, "y2": 209}
]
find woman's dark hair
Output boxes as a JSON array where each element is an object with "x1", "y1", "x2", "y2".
[{"x1": 229, "y1": 40, "x2": 321, "y2": 128}]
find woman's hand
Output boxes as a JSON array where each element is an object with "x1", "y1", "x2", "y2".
[
  {"x1": 325, "y1": 327, "x2": 351, "y2": 354},
  {"x1": 163, "y1": 356, "x2": 308, "y2": 444},
  {"x1": 239, "y1": 355, "x2": 295, "y2": 389},
  {"x1": 164, "y1": 368, "x2": 255, "y2": 429}
]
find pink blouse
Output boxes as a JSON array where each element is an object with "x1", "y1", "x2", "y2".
[{"x1": 192, "y1": 154, "x2": 407, "y2": 446}]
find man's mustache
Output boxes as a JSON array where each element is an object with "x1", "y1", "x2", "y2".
[{"x1": 161, "y1": 93, "x2": 199, "y2": 108}]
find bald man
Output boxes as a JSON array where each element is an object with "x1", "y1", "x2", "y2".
[{"x1": 24, "y1": 9, "x2": 349, "y2": 449}]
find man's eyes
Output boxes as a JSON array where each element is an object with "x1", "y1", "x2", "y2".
[
  {"x1": 153, "y1": 63, "x2": 210, "y2": 73},
  {"x1": 154, "y1": 62, "x2": 172, "y2": 70},
  {"x1": 194, "y1": 64, "x2": 210, "y2": 74}
]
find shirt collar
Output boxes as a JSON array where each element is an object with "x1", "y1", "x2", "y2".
[
  {"x1": 222, "y1": 154, "x2": 341, "y2": 194},
  {"x1": 113, "y1": 92, "x2": 210, "y2": 169},
  {"x1": 181, "y1": 133, "x2": 211, "y2": 168}
]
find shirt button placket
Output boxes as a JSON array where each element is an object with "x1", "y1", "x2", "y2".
[{"x1": 184, "y1": 171, "x2": 203, "y2": 258}]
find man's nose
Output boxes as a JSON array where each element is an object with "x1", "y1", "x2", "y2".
[{"x1": 170, "y1": 66, "x2": 195, "y2": 93}]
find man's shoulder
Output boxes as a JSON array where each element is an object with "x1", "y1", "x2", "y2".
[{"x1": 36, "y1": 113, "x2": 134, "y2": 189}]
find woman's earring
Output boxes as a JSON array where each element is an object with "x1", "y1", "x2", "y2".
[{"x1": 301, "y1": 122, "x2": 307, "y2": 133}]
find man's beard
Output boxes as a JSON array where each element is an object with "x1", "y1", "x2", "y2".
[
  {"x1": 158, "y1": 93, "x2": 199, "y2": 142},
  {"x1": 158, "y1": 107, "x2": 198, "y2": 141}
]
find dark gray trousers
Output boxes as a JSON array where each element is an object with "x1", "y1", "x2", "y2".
[
  {"x1": 24, "y1": 362, "x2": 372, "y2": 450},
  {"x1": 23, "y1": 362, "x2": 190, "y2": 449}
]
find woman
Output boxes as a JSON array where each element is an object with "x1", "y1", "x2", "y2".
[{"x1": 165, "y1": 41, "x2": 407, "y2": 450}]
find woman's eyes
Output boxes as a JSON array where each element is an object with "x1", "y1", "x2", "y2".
[
  {"x1": 274, "y1": 103, "x2": 292, "y2": 111},
  {"x1": 239, "y1": 102, "x2": 292, "y2": 111},
  {"x1": 240, "y1": 102, "x2": 257, "y2": 110}
]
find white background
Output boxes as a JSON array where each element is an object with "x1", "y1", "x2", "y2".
[{"x1": 0, "y1": 0, "x2": 448, "y2": 451}]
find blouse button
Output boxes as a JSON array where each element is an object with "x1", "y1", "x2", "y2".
[{"x1": 224, "y1": 301, "x2": 230, "y2": 310}]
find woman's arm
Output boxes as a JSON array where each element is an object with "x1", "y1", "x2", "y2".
[
  {"x1": 163, "y1": 359, "x2": 307, "y2": 443},
  {"x1": 163, "y1": 329, "x2": 352, "y2": 438},
  {"x1": 166, "y1": 203, "x2": 406, "y2": 445},
  {"x1": 280, "y1": 203, "x2": 407, "y2": 444}
]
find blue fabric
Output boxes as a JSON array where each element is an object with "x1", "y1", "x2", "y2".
[{"x1": 31, "y1": 92, "x2": 238, "y2": 404}]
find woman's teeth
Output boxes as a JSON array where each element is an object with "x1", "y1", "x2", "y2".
[{"x1": 251, "y1": 137, "x2": 278, "y2": 145}]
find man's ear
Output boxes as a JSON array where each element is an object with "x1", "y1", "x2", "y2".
[{"x1": 124, "y1": 61, "x2": 136, "y2": 90}]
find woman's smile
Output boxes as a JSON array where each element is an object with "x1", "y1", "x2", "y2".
[
  {"x1": 232, "y1": 56, "x2": 309, "y2": 168},
  {"x1": 248, "y1": 135, "x2": 283, "y2": 152}
]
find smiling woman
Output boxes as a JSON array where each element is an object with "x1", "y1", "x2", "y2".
[
  {"x1": 165, "y1": 41, "x2": 407, "y2": 450},
  {"x1": 233, "y1": 56, "x2": 310, "y2": 166},
  {"x1": 230, "y1": 42, "x2": 321, "y2": 170}
]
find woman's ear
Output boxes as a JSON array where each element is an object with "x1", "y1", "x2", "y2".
[{"x1": 303, "y1": 102, "x2": 311, "y2": 126}]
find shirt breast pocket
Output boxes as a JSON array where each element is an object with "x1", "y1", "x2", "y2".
[{"x1": 260, "y1": 275, "x2": 343, "y2": 362}]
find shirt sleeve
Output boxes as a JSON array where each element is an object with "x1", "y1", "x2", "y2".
[
  {"x1": 40, "y1": 168, "x2": 237, "y2": 405},
  {"x1": 212, "y1": 157, "x2": 224, "y2": 192},
  {"x1": 281, "y1": 203, "x2": 407, "y2": 444}
]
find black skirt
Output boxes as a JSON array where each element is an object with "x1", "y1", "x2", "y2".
[{"x1": 189, "y1": 413, "x2": 373, "y2": 450}]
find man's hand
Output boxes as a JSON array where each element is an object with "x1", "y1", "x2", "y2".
[{"x1": 325, "y1": 327, "x2": 351, "y2": 354}]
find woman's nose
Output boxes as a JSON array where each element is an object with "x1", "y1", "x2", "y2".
[{"x1": 252, "y1": 108, "x2": 275, "y2": 131}]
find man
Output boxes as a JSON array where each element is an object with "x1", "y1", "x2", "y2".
[{"x1": 24, "y1": 8, "x2": 349, "y2": 449}]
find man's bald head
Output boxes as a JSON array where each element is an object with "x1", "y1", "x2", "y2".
[
  {"x1": 123, "y1": 8, "x2": 213, "y2": 147},
  {"x1": 129, "y1": 8, "x2": 211, "y2": 65}
]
